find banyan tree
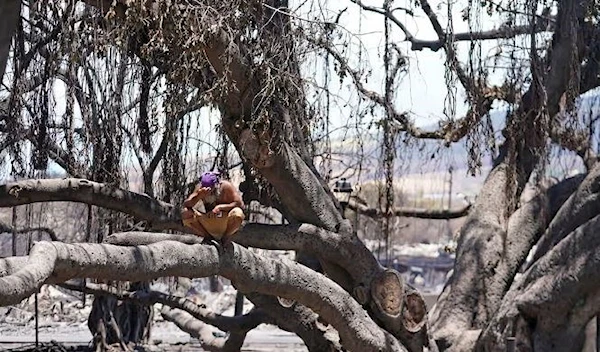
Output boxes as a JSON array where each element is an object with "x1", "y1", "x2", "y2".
[{"x1": 1, "y1": 0, "x2": 600, "y2": 351}]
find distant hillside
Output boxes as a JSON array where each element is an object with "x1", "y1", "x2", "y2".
[{"x1": 326, "y1": 93, "x2": 600, "y2": 198}]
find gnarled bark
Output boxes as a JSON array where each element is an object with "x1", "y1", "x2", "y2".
[
  {"x1": 478, "y1": 213, "x2": 600, "y2": 351},
  {"x1": 430, "y1": 0, "x2": 591, "y2": 348},
  {"x1": 532, "y1": 163, "x2": 600, "y2": 263}
]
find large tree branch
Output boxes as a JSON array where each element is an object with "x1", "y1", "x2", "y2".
[
  {"x1": 106, "y1": 225, "x2": 382, "y2": 285},
  {"x1": 60, "y1": 282, "x2": 265, "y2": 332},
  {"x1": 532, "y1": 163, "x2": 600, "y2": 263},
  {"x1": 0, "y1": 240, "x2": 406, "y2": 352},
  {"x1": 0, "y1": 178, "x2": 382, "y2": 284},
  {"x1": 105, "y1": 230, "x2": 428, "y2": 351},
  {"x1": 504, "y1": 174, "x2": 584, "y2": 266},
  {"x1": 0, "y1": 178, "x2": 183, "y2": 231},
  {"x1": 344, "y1": 198, "x2": 471, "y2": 219}
]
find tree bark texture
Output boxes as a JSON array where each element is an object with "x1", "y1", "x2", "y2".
[
  {"x1": 0, "y1": 240, "x2": 407, "y2": 352},
  {"x1": 0, "y1": 0, "x2": 20, "y2": 81},
  {"x1": 429, "y1": 0, "x2": 593, "y2": 349}
]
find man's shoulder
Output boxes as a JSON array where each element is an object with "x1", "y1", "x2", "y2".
[{"x1": 220, "y1": 180, "x2": 236, "y2": 189}]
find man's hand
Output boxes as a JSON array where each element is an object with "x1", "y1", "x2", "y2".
[
  {"x1": 195, "y1": 186, "x2": 212, "y2": 197},
  {"x1": 183, "y1": 186, "x2": 212, "y2": 208},
  {"x1": 212, "y1": 204, "x2": 226, "y2": 214}
]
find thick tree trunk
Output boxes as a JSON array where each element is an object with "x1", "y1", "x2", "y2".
[
  {"x1": 430, "y1": 0, "x2": 590, "y2": 349},
  {"x1": 478, "y1": 211, "x2": 600, "y2": 351},
  {"x1": 0, "y1": 0, "x2": 20, "y2": 81}
]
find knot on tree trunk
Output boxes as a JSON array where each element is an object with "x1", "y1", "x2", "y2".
[{"x1": 239, "y1": 129, "x2": 275, "y2": 168}]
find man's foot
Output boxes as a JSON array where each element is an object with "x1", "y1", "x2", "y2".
[
  {"x1": 202, "y1": 235, "x2": 221, "y2": 248},
  {"x1": 221, "y1": 231, "x2": 239, "y2": 248}
]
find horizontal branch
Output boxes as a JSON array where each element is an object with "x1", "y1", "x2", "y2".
[
  {"x1": 0, "y1": 220, "x2": 58, "y2": 241},
  {"x1": 0, "y1": 240, "x2": 405, "y2": 352},
  {"x1": 60, "y1": 282, "x2": 265, "y2": 332},
  {"x1": 161, "y1": 305, "x2": 247, "y2": 352},
  {"x1": 344, "y1": 198, "x2": 471, "y2": 219},
  {"x1": 0, "y1": 178, "x2": 184, "y2": 232},
  {"x1": 106, "y1": 225, "x2": 383, "y2": 284},
  {"x1": 0, "y1": 178, "x2": 383, "y2": 286},
  {"x1": 350, "y1": 0, "x2": 554, "y2": 52}
]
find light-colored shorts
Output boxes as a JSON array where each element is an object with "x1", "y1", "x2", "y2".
[{"x1": 183, "y1": 207, "x2": 245, "y2": 240}]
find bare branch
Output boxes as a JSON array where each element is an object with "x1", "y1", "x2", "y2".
[
  {"x1": 0, "y1": 178, "x2": 183, "y2": 231},
  {"x1": 349, "y1": 0, "x2": 554, "y2": 52},
  {"x1": 344, "y1": 198, "x2": 471, "y2": 220},
  {"x1": 0, "y1": 219, "x2": 58, "y2": 241},
  {"x1": 309, "y1": 35, "x2": 503, "y2": 144},
  {"x1": 60, "y1": 282, "x2": 266, "y2": 332},
  {"x1": 417, "y1": 0, "x2": 476, "y2": 95}
]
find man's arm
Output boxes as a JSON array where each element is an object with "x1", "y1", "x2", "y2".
[{"x1": 183, "y1": 185, "x2": 210, "y2": 209}]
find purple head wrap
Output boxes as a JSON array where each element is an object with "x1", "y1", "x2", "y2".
[{"x1": 200, "y1": 172, "x2": 220, "y2": 188}]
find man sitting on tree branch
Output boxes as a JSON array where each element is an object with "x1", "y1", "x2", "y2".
[{"x1": 182, "y1": 171, "x2": 245, "y2": 247}]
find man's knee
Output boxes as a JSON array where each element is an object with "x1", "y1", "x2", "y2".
[
  {"x1": 228, "y1": 207, "x2": 245, "y2": 222},
  {"x1": 182, "y1": 208, "x2": 195, "y2": 219}
]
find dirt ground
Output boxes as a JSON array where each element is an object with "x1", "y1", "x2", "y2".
[
  {"x1": 0, "y1": 320, "x2": 307, "y2": 351},
  {"x1": 0, "y1": 282, "x2": 307, "y2": 352}
]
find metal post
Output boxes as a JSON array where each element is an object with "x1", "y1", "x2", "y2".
[
  {"x1": 448, "y1": 166, "x2": 453, "y2": 210},
  {"x1": 234, "y1": 291, "x2": 244, "y2": 316},
  {"x1": 506, "y1": 337, "x2": 516, "y2": 352},
  {"x1": 35, "y1": 291, "x2": 39, "y2": 346},
  {"x1": 596, "y1": 315, "x2": 599, "y2": 352},
  {"x1": 12, "y1": 207, "x2": 17, "y2": 256}
]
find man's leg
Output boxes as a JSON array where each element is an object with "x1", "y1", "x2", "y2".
[
  {"x1": 182, "y1": 209, "x2": 215, "y2": 242},
  {"x1": 222, "y1": 207, "x2": 245, "y2": 246}
]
